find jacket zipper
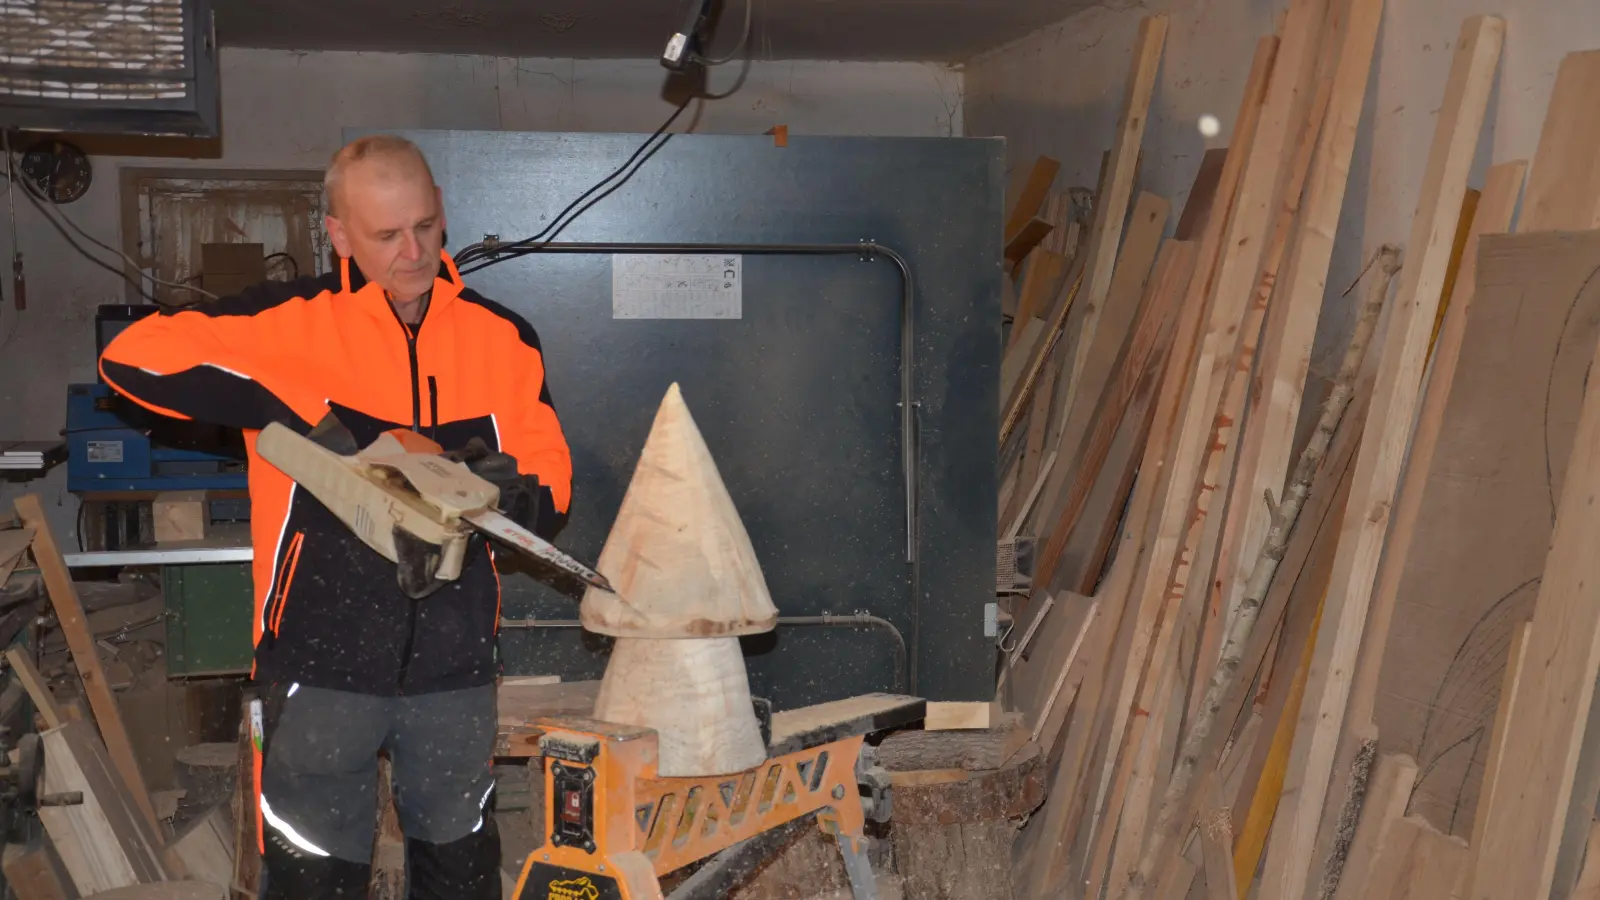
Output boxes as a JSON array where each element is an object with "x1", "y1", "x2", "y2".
[
  {"x1": 387, "y1": 302, "x2": 425, "y2": 692},
  {"x1": 427, "y1": 376, "x2": 439, "y2": 441}
]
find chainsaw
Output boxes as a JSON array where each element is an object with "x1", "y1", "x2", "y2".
[{"x1": 254, "y1": 420, "x2": 613, "y2": 598}]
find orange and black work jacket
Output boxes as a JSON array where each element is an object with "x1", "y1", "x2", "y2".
[{"x1": 99, "y1": 251, "x2": 572, "y2": 696}]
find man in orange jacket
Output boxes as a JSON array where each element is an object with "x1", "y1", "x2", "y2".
[{"x1": 100, "y1": 135, "x2": 571, "y2": 898}]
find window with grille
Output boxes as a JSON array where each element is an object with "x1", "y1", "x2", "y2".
[{"x1": 0, "y1": 0, "x2": 219, "y2": 136}]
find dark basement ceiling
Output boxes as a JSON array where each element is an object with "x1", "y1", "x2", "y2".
[{"x1": 210, "y1": 0, "x2": 1097, "y2": 62}]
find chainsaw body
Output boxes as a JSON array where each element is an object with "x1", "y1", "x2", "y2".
[{"x1": 255, "y1": 422, "x2": 497, "y2": 584}]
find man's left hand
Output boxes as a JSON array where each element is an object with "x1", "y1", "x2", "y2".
[{"x1": 444, "y1": 439, "x2": 543, "y2": 530}]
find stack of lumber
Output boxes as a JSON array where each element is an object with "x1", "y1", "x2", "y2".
[
  {"x1": 991, "y1": 5, "x2": 1600, "y2": 898},
  {"x1": 1, "y1": 496, "x2": 239, "y2": 899}
]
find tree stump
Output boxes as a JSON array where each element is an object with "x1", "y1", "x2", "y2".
[
  {"x1": 886, "y1": 742, "x2": 1043, "y2": 900},
  {"x1": 175, "y1": 742, "x2": 238, "y2": 832}
]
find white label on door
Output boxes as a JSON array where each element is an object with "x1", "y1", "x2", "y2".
[{"x1": 611, "y1": 254, "x2": 742, "y2": 319}]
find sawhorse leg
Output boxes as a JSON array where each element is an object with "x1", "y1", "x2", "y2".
[{"x1": 818, "y1": 808, "x2": 879, "y2": 900}]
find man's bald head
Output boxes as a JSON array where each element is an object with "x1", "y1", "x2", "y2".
[
  {"x1": 324, "y1": 135, "x2": 436, "y2": 218},
  {"x1": 323, "y1": 135, "x2": 448, "y2": 304}
]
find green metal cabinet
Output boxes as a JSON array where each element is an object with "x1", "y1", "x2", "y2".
[{"x1": 163, "y1": 563, "x2": 254, "y2": 677}]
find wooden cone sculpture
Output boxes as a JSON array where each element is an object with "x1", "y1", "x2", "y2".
[{"x1": 586, "y1": 383, "x2": 778, "y2": 776}]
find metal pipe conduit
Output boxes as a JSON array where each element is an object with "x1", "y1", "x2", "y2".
[{"x1": 498, "y1": 613, "x2": 908, "y2": 694}]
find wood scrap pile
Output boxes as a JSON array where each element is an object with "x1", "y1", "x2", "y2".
[
  {"x1": 994, "y1": 3, "x2": 1600, "y2": 897},
  {"x1": 0, "y1": 497, "x2": 237, "y2": 899}
]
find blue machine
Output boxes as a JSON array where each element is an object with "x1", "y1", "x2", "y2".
[
  {"x1": 64, "y1": 382, "x2": 248, "y2": 494},
  {"x1": 67, "y1": 304, "x2": 250, "y2": 496}
]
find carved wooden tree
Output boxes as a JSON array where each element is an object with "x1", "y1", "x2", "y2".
[{"x1": 586, "y1": 383, "x2": 779, "y2": 776}]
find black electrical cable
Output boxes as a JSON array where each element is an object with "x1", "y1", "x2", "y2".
[
  {"x1": 4, "y1": 153, "x2": 217, "y2": 306},
  {"x1": 453, "y1": 96, "x2": 693, "y2": 273},
  {"x1": 264, "y1": 251, "x2": 299, "y2": 279},
  {"x1": 698, "y1": 0, "x2": 753, "y2": 66}
]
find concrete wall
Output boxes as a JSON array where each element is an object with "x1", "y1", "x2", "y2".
[
  {"x1": 963, "y1": 0, "x2": 1600, "y2": 386},
  {"x1": 0, "y1": 47, "x2": 962, "y2": 539}
]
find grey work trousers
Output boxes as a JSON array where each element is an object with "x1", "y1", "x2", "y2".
[{"x1": 255, "y1": 680, "x2": 499, "y2": 897}]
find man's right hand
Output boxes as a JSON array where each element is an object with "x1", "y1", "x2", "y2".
[{"x1": 305, "y1": 411, "x2": 360, "y2": 456}]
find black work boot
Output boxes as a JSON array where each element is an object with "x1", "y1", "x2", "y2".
[
  {"x1": 261, "y1": 830, "x2": 372, "y2": 899},
  {"x1": 405, "y1": 811, "x2": 501, "y2": 900}
]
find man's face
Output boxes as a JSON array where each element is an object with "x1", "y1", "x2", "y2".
[{"x1": 325, "y1": 159, "x2": 446, "y2": 303}]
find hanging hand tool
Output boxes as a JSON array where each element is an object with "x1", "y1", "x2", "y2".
[
  {"x1": 4, "y1": 130, "x2": 20, "y2": 311},
  {"x1": 254, "y1": 421, "x2": 614, "y2": 597}
]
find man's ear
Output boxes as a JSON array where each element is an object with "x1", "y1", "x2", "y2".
[{"x1": 326, "y1": 214, "x2": 352, "y2": 258}]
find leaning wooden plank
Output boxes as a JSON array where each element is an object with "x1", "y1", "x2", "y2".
[
  {"x1": 1519, "y1": 50, "x2": 1600, "y2": 233},
  {"x1": 1036, "y1": 38, "x2": 1273, "y2": 598},
  {"x1": 1349, "y1": 160, "x2": 1526, "y2": 726},
  {"x1": 1360, "y1": 816, "x2": 1470, "y2": 900},
  {"x1": 1010, "y1": 349, "x2": 1060, "y2": 525},
  {"x1": 1256, "y1": 17, "x2": 1504, "y2": 898},
  {"x1": 1306, "y1": 167, "x2": 1521, "y2": 887},
  {"x1": 1012, "y1": 370, "x2": 1184, "y2": 898},
  {"x1": 1010, "y1": 249, "x2": 1070, "y2": 350},
  {"x1": 1198, "y1": 779, "x2": 1239, "y2": 900},
  {"x1": 1028, "y1": 199, "x2": 1172, "y2": 552},
  {"x1": 1099, "y1": 0, "x2": 1327, "y2": 843},
  {"x1": 1058, "y1": 14, "x2": 1169, "y2": 422},
  {"x1": 1102, "y1": 658, "x2": 1182, "y2": 900},
  {"x1": 1371, "y1": 232, "x2": 1600, "y2": 839},
  {"x1": 1211, "y1": 0, "x2": 1387, "y2": 648},
  {"x1": 170, "y1": 803, "x2": 233, "y2": 893},
  {"x1": 2, "y1": 840, "x2": 75, "y2": 900},
  {"x1": 1176, "y1": 149, "x2": 1230, "y2": 243},
  {"x1": 1005, "y1": 219, "x2": 1056, "y2": 270},
  {"x1": 1122, "y1": 242, "x2": 1393, "y2": 900},
  {"x1": 1006, "y1": 156, "x2": 1063, "y2": 245},
  {"x1": 1469, "y1": 269, "x2": 1600, "y2": 900},
  {"x1": 1017, "y1": 40, "x2": 1274, "y2": 899},
  {"x1": 1029, "y1": 192, "x2": 1174, "y2": 540},
  {"x1": 1040, "y1": 190, "x2": 1075, "y2": 256},
  {"x1": 1036, "y1": 241, "x2": 1196, "y2": 580},
  {"x1": 1309, "y1": 164, "x2": 1527, "y2": 870},
  {"x1": 1571, "y1": 820, "x2": 1600, "y2": 900},
  {"x1": 1329, "y1": 752, "x2": 1418, "y2": 900},
  {"x1": 15, "y1": 495, "x2": 161, "y2": 833},
  {"x1": 1054, "y1": 350, "x2": 1173, "y2": 595},
  {"x1": 1002, "y1": 318, "x2": 1047, "y2": 406},
  {"x1": 1458, "y1": 622, "x2": 1529, "y2": 893},
  {"x1": 1434, "y1": 187, "x2": 1482, "y2": 350},
  {"x1": 1046, "y1": 190, "x2": 1170, "y2": 496},
  {"x1": 1001, "y1": 266, "x2": 1085, "y2": 446},
  {"x1": 1030, "y1": 31, "x2": 1274, "y2": 595},
  {"x1": 1233, "y1": 585, "x2": 1332, "y2": 895},
  {"x1": 6, "y1": 647, "x2": 66, "y2": 729},
  {"x1": 1083, "y1": 243, "x2": 1237, "y2": 867},
  {"x1": 1026, "y1": 599, "x2": 1097, "y2": 750},
  {"x1": 1014, "y1": 532, "x2": 1145, "y2": 897},
  {"x1": 39, "y1": 721, "x2": 167, "y2": 894},
  {"x1": 1171, "y1": 0, "x2": 1352, "y2": 726}
]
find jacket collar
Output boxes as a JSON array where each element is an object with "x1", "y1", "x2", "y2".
[{"x1": 339, "y1": 250, "x2": 466, "y2": 322}]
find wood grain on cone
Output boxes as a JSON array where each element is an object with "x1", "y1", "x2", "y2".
[
  {"x1": 595, "y1": 636, "x2": 769, "y2": 776},
  {"x1": 581, "y1": 382, "x2": 778, "y2": 638}
]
